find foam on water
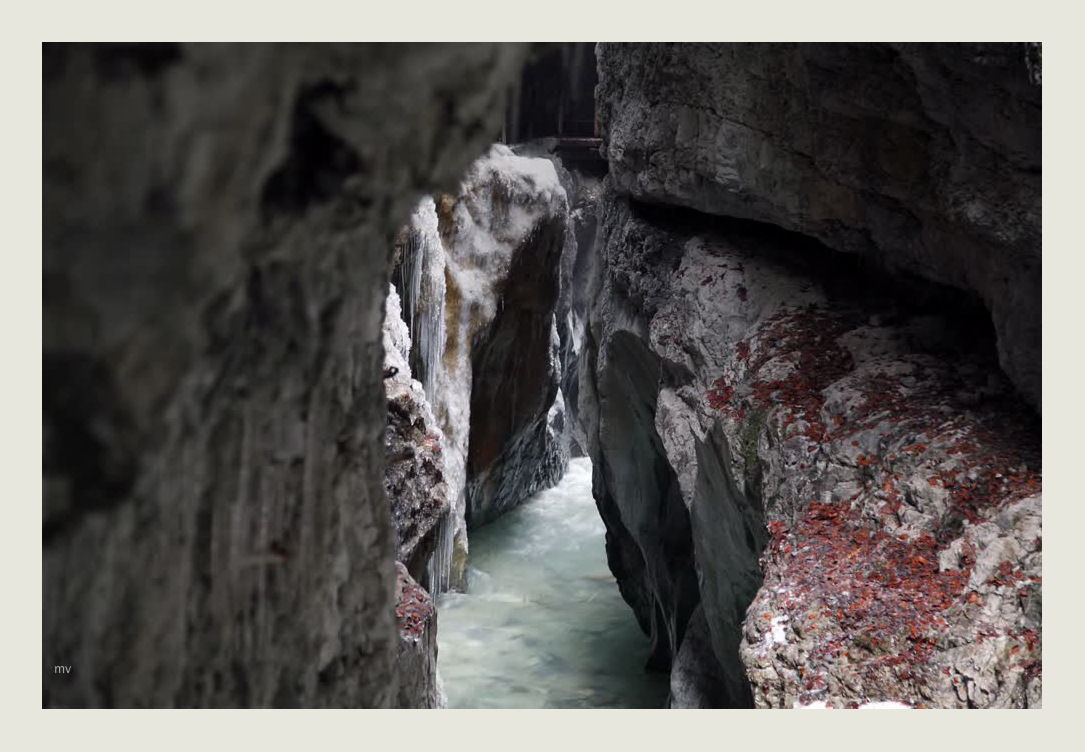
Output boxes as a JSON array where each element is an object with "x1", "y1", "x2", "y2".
[{"x1": 436, "y1": 458, "x2": 669, "y2": 708}]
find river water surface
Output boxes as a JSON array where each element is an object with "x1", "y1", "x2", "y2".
[{"x1": 437, "y1": 458, "x2": 669, "y2": 708}]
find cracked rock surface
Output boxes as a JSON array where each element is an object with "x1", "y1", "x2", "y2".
[
  {"x1": 597, "y1": 42, "x2": 1041, "y2": 409},
  {"x1": 580, "y1": 191, "x2": 1041, "y2": 708}
]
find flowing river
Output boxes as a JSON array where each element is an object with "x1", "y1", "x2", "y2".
[{"x1": 436, "y1": 458, "x2": 669, "y2": 708}]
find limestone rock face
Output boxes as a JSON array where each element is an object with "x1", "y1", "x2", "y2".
[
  {"x1": 552, "y1": 161, "x2": 602, "y2": 458},
  {"x1": 458, "y1": 151, "x2": 570, "y2": 528},
  {"x1": 597, "y1": 42, "x2": 1041, "y2": 409},
  {"x1": 43, "y1": 42, "x2": 527, "y2": 708},
  {"x1": 668, "y1": 606, "x2": 733, "y2": 708},
  {"x1": 390, "y1": 145, "x2": 575, "y2": 585},
  {"x1": 511, "y1": 141, "x2": 604, "y2": 458},
  {"x1": 579, "y1": 190, "x2": 1041, "y2": 708}
]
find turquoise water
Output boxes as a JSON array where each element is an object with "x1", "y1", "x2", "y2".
[{"x1": 436, "y1": 458, "x2": 669, "y2": 708}]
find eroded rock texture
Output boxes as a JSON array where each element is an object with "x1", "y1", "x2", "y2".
[
  {"x1": 585, "y1": 41, "x2": 1041, "y2": 710},
  {"x1": 458, "y1": 149, "x2": 570, "y2": 528},
  {"x1": 382, "y1": 286, "x2": 450, "y2": 594},
  {"x1": 511, "y1": 141, "x2": 604, "y2": 458},
  {"x1": 382, "y1": 280, "x2": 453, "y2": 709},
  {"x1": 389, "y1": 145, "x2": 576, "y2": 587},
  {"x1": 582, "y1": 189, "x2": 1042, "y2": 709},
  {"x1": 43, "y1": 42, "x2": 527, "y2": 708},
  {"x1": 597, "y1": 42, "x2": 1041, "y2": 409}
]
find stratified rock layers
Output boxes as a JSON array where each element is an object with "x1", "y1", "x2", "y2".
[{"x1": 43, "y1": 43, "x2": 528, "y2": 708}]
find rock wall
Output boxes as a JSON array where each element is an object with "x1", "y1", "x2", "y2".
[
  {"x1": 393, "y1": 145, "x2": 573, "y2": 557},
  {"x1": 582, "y1": 191, "x2": 1041, "y2": 708},
  {"x1": 457, "y1": 148, "x2": 569, "y2": 529},
  {"x1": 43, "y1": 42, "x2": 528, "y2": 708},
  {"x1": 584, "y1": 42, "x2": 1041, "y2": 709},
  {"x1": 551, "y1": 159, "x2": 602, "y2": 458},
  {"x1": 382, "y1": 286, "x2": 450, "y2": 590},
  {"x1": 511, "y1": 141, "x2": 604, "y2": 457},
  {"x1": 597, "y1": 42, "x2": 1041, "y2": 410}
]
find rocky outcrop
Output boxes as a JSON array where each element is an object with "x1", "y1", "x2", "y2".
[
  {"x1": 580, "y1": 189, "x2": 1041, "y2": 708},
  {"x1": 597, "y1": 42, "x2": 1041, "y2": 409},
  {"x1": 458, "y1": 148, "x2": 569, "y2": 528},
  {"x1": 579, "y1": 192, "x2": 756, "y2": 706},
  {"x1": 552, "y1": 158, "x2": 602, "y2": 458},
  {"x1": 43, "y1": 42, "x2": 528, "y2": 707},
  {"x1": 393, "y1": 145, "x2": 573, "y2": 552}
]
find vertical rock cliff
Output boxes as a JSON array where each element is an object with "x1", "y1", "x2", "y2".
[
  {"x1": 382, "y1": 144, "x2": 584, "y2": 702},
  {"x1": 582, "y1": 42, "x2": 1041, "y2": 708},
  {"x1": 43, "y1": 42, "x2": 529, "y2": 708},
  {"x1": 392, "y1": 145, "x2": 575, "y2": 580}
]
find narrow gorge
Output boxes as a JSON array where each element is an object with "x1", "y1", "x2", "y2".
[{"x1": 44, "y1": 42, "x2": 1041, "y2": 709}]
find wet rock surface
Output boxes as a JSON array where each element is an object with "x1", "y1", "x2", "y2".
[
  {"x1": 597, "y1": 42, "x2": 1041, "y2": 409},
  {"x1": 43, "y1": 42, "x2": 528, "y2": 708},
  {"x1": 383, "y1": 289, "x2": 449, "y2": 708},
  {"x1": 579, "y1": 191, "x2": 1041, "y2": 708},
  {"x1": 668, "y1": 605, "x2": 733, "y2": 708}
]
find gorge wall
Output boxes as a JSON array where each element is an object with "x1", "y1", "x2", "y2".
[
  {"x1": 597, "y1": 42, "x2": 1041, "y2": 410},
  {"x1": 43, "y1": 42, "x2": 1041, "y2": 710},
  {"x1": 43, "y1": 43, "x2": 529, "y2": 708},
  {"x1": 582, "y1": 42, "x2": 1042, "y2": 708},
  {"x1": 390, "y1": 144, "x2": 582, "y2": 593}
]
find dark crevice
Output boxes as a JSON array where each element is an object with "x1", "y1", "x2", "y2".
[
  {"x1": 627, "y1": 195, "x2": 999, "y2": 359},
  {"x1": 260, "y1": 82, "x2": 364, "y2": 218}
]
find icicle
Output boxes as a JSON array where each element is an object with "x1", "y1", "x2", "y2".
[
  {"x1": 426, "y1": 508, "x2": 456, "y2": 596},
  {"x1": 397, "y1": 223, "x2": 424, "y2": 345},
  {"x1": 393, "y1": 197, "x2": 447, "y2": 405}
]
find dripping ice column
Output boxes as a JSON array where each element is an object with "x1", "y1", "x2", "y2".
[{"x1": 396, "y1": 198, "x2": 447, "y2": 404}]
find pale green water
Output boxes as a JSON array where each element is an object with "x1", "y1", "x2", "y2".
[{"x1": 436, "y1": 458, "x2": 669, "y2": 708}]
